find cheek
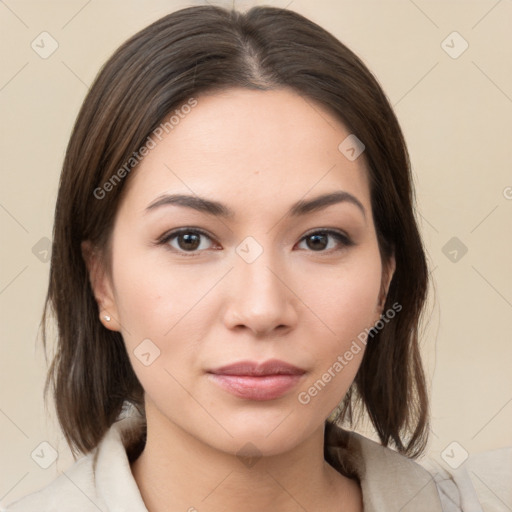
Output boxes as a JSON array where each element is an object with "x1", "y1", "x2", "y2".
[
  {"x1": 295, "y1": 250, "x2": 382, "y2": 403},
  {"x1": 109, "y1": 250, "x2": 209, "y2": 411},
  {"x1": 110, "y1": 243, "x2": 214, "y2": 341},
  {"x1": 109, "y1": 243, "x2": 226, "y2": 398},
  {"x1": 302, "y1": 251, "x2": 383, "y2": 343}
]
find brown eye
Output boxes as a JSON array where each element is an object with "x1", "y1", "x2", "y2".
[
  {"x1": 306, "y1": 233, "x2": 329, "y2": 251},
  {"x1": 158, "y1": 228, "x2": 215, "y2": 255},
  {"x1": 176, "y1": 232, "x2": 201, "y2": 251},
  {"x1": 297, "y1": 230, "x2": 353, "y2": 252}
]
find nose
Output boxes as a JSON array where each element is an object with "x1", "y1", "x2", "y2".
[{"x1": 222, "y1": 248, "x2": 298, "y2": 337}]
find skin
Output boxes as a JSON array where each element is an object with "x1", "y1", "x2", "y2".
[{"x1": 83, "y1": 87, "x2": 395, "y2": 512}]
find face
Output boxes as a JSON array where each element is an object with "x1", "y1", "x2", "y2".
[{"x1": 86, "y1": 87, "x2": 394, "y2": 457}]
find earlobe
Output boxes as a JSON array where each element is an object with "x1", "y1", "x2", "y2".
[
  {"x1": 81, "y1": 240, "x2": 120, "y2": 331},
  {"x1": 99, "y1": 311, "x2": 117, "y2": 330}
]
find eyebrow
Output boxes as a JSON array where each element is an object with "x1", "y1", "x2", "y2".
[{"x1": 145, "y1": 190, "x2": 366, "y2": 219}]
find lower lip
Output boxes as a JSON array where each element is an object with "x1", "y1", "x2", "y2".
[{"x1": 208, "y1": 374, "x2": 304, "y2": 401}]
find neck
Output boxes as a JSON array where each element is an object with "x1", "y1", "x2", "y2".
[{"x1": 130, "y1": 402, "x2": 361, "y2": 512}]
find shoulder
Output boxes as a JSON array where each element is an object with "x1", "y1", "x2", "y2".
[
  {"x1": 352, "y1": 431, "x2": 450, "y2": 511},
  {"x1": 1, "y1": 453, "x2": 99, "y2": 511},
  {"x1": 2, "y1": 412, "x2": 147, "y2": 512},
  {"x1": 420, "y1": 445, "x2": 511, "y2": 512},
  {"x1": 325, "y1": 423, "x2": 463, "y2": 512}
]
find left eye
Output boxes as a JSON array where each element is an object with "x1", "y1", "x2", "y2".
[{"x1": 296, "y1": 230, "x2": 352, "y2": 252}]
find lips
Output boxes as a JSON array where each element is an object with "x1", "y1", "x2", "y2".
[
  {"x1": 207, "y1": 359, "x2": 306, "y2": 401},
  {"x1": 209, "y1": 359, "x2": 306, "y2": 376}
]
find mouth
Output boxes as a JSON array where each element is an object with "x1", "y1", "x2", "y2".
[{"x1": 207, "y1": 359, "x2": 306, "y2": 401}]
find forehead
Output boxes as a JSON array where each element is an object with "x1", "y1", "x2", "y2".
[{"x1": 119, "y1": 87, "x2": 371, "y2": 218}]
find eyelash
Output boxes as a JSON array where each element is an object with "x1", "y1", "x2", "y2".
[{"x1": 155, "y1": 227, "x2": 354, "y2": 257}]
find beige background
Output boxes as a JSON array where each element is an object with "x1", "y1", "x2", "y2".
[{"x1": 1, "y1": 0, "x2": 511, "y2": 506}]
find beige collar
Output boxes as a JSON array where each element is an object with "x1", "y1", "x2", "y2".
[{"x1": 325, "y1": 422, "x2": 443, "y2": 511}]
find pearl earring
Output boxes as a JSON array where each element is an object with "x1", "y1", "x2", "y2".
[{"x1": 104, "y1": 315, "x2": 111, "y2": 322}]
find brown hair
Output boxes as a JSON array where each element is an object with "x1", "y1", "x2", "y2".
[{"x1": 42, "y1": 4, "x2": 429, "y2": 461}]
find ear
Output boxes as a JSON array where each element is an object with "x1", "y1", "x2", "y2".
[
  {"x1": 376, "y1": 252, "x2": 396, "y2": 315},
  {"x1": 81, "y1": 240, "x2": 120, "y2": 331}
]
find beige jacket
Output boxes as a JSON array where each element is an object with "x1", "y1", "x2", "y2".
[{"x1": 3, "y1": 413, "x2": 468, "y2": 511}]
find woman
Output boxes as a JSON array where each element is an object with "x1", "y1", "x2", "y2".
[{"x1": 4, "y1": 4, "x2": 463, "y2": 511}]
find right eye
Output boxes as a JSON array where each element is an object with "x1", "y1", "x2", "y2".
[{"x1": 157, "y1": 228, "x2": 219, "y2": 256}]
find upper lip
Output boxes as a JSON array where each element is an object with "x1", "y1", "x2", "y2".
[{"x1": 208, "y1": 359, "x2": 306, "y2": 376}]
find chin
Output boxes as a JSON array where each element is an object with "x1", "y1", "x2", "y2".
[{"x1": 199, "y1": 414, "x2": 317, "y2": 459}]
